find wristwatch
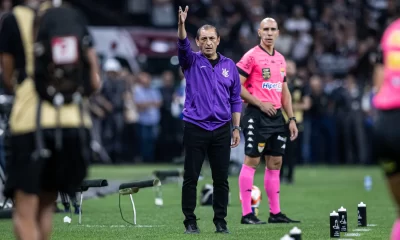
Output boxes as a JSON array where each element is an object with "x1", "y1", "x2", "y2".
[
  {"x1": 233, "y1": 126, "x2": 242, "y2": 132},
  {"x1": 288, "y1": 117, "x2": 297, "y2": 124}
]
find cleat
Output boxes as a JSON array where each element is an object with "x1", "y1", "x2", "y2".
[
  {"x1": 184, "y1": 222, "x2": 200, "y2": 234},
  {"x1": 268, "y1": 212, "x2": 301, "y2": 223},
  {"x1": 215, "y1": 222, "x2": 229, "y2": 233},
  {"x1": 241, "y1": 213, "x2": 267, "y2": 224}
]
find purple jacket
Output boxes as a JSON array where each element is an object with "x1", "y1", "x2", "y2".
[{"x1": 178, "y1": 37, "x2": 242, "y2": 131}]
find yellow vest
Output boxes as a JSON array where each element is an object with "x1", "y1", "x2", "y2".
[{"x1": 9, "y1": 5, "x2": 92, "y2": 135}]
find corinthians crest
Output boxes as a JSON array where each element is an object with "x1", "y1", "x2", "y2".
[{"x1": 262, "y1": 68, "x2": 271, "y2": 79}]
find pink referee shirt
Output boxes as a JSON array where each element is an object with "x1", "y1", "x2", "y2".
[
  {"x1": 373, "y1": 19, "x2": 400, "y2": 110},
  {"x1": 236, "y1": 45, "x2": 287, "y2": 109}
]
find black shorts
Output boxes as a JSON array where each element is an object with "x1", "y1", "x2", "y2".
[
  {"x1": 374, "y1": 109, "x2": 400, "y2": 177},
  {"x1": 241, "y1": 104, "x2": 287, "y2": 157},
  {"x1": 3, "y1": 128, "x2": 92, "y2": 198}
]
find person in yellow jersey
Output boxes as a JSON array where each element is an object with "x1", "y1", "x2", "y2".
[
  {"x1": 0, "y1": 0, "x2": 100, "y2": 239},
  {"x1": 281, "y1": 60, "x2": 310, "y2": 184}
]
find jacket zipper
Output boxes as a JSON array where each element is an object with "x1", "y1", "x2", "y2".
[
  {"x1": 204, "y1": 56, "x2": 223, "y2": 120},
  {"x1": 210, "y1": 59, "x2": 222, "y2": 117}
]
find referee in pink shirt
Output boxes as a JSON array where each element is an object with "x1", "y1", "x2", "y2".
[
  {"x1": 236, "y1": 18, "x2": 300, "y2": 224},
  {"x1": 373, "y1": 17, "x2": 400, "y2": 240}
]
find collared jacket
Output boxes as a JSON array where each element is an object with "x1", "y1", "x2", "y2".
[{"x1": 177, "y1": 37, "x2": 242, "y2": 131}]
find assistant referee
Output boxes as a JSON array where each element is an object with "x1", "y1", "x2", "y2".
[{"x1": 177, "y1": 6, "x2": 242, "y2": 235}]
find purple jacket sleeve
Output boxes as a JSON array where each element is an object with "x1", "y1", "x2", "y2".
[
  {"x1": 230, "y1": 64, "x2": 243, "y2": 113},
  {"x1": 177, "y1": 37, "x2": 194, "y2": 69}
]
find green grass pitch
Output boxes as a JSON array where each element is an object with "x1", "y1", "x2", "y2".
[{"x1": 0, "y1": 164, "x2": 396, "y2": 239}]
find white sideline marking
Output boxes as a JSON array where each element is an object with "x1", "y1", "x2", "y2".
[
  {"x1": 367, "y1": 224, "x2": 378, "y2": 227},
  {"x1": 80, "y1": 224, "x2": 164, "y2": 228},
  {"x1": 345, "y1": 233, "x2": 361, "y2": 237},
  {"x1": 353, "y1": 228, "x2": 371, "y2": 232}
]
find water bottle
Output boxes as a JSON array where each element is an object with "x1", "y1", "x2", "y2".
[
  {"x1": 358, "y1": 202, "x2": 367, "y2": 227},
  {"x1": 330, "y1": 211, "x2": 340, "y2": 238},
  {"x1": 364, "y1": 176, "x2": 372, "y2": 191}
]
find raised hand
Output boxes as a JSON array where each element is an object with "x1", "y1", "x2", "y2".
[{"x1": 178, "y1": 6, "x2": 189, "y2": 24}]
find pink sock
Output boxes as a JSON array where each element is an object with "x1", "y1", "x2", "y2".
[
  {"x1": 265, "y1": 169, "x2": 281, "y2": 215},
  {"x1": 239, "y1": 164, "x2": 255, "y2": 216},
  {"x1": 391, "y1": 219, "x2": 400, "y2": 240}
]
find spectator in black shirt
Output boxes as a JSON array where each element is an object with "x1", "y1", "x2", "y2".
[
  {"x1": 303, "y1": 75, "x2": 337, "y2": 164},
  {"x1": 281, "y1": 60, "x2": 311, "y2": 183},
  {"x1": 334, "y1": 74, "x2": 368, "y2": 164}
]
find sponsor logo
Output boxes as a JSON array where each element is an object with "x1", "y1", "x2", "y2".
[
  {"x1": 262, "y1": 82, "x2": 282, "y2": 92},
  {"x1": 277, "y1": 135, "x2": 286, "y2": 142}
]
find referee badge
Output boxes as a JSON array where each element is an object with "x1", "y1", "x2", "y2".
[{"x1": 262, "y1": 68, "x2": 271, "y2": 80}]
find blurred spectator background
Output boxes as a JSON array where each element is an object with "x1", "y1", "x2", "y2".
[{"x1": 1, "y1": 0, "x2": 398, "y2": 166}]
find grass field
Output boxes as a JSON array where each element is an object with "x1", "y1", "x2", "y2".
[{"x1": 0, "y1": 164, "x2": 396, "y2": 240}]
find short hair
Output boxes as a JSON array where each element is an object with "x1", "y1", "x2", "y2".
[{"x1": 196, "y1": 24, "x2": 219, "y2": 40}]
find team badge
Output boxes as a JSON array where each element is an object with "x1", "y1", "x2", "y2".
[
  {"x1": 222, "y1": 68, "x2": 229, "y2": 78},
  {"x1": 258, "y1": 143, "x2": 265, "y2": 153},
  {"x1": 262, "y1": 68, "x2": 271, "y2": 80}
]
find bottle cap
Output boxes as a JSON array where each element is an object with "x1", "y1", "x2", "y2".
[
  {"x1": 289, "y1": 226, "x2": 301, "y2": 234},
  {"x1": 358, "y1": 202, "x2": 366, "y2": 207},
  {"x1": 330, "y1": 211, "x2": 338, "y2": 216},
  {"x1": 338, "y1": 206, "x2": 346, "y2": 212},
  {"x1": 280, "y1": 234, "x2": 294, "y2": 240}
]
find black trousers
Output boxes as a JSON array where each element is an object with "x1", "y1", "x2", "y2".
[{"x1": 182, "y1": 121, "x2": 231, "y2": 226}]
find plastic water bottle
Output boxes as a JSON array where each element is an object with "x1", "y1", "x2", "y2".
[{"x1": 364, "y1": 176, "x2": 372, "y2": 191}]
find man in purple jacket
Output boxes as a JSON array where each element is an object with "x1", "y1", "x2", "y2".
[{"x1": 177, "y1": 6, "x2": 242, "y2": 235}]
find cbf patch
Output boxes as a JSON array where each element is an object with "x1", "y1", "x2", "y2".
[
  {"x1": 280, "y1": 68, "x2": 285, "y2": 77},
  {"x1": 262, "y1": 68, "x2": 271, "y2": 79}
]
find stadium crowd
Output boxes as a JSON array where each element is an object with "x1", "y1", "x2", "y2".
[{"x1": 0, "y1": 0, "x2": 398, "y2": 165}]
